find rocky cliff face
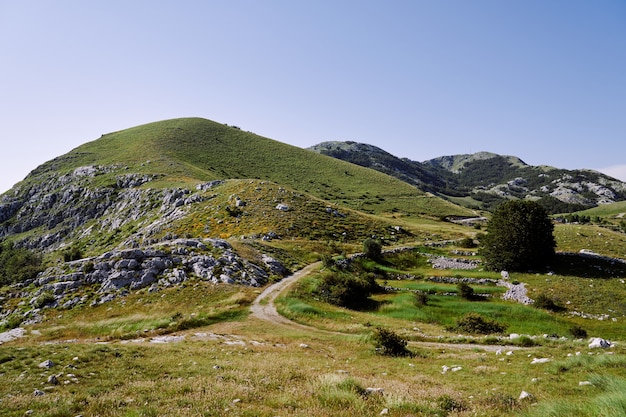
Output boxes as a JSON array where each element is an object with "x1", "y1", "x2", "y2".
[{"x1": 0, "y1": 164, "x2": 213, "y2": 250}]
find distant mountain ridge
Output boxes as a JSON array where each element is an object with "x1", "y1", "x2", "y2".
[{"x1": 309, "y1": 142, "x2": 626, "y2": 213}]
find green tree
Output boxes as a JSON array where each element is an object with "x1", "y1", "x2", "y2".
[
  {"x1": 480, "y1": 200, "x2": 555, "y2": 271},
  {"x1": 363, "y1": 238, "x2": 382, "y2": 260}
]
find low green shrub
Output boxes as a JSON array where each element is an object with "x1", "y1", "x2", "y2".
[
  {"x1": 437, "y1": 394, "x2": 467, "y2": 413},
  {"x1": 459, "y1": 237, "x2": 477, "y2": 248},
  {"x1": 533, "y1": 293, "x2": 563, "y2": 312},
  {"x1": 414, "y1": 291, "x2": 429, "y2": 306},
  {"x1": 457, "y1": 283, "x2": 475, "y2": 300},
  {"x1": 453, "y1": 312, "x2": 507, "y2": 335},
  {"x1": 316, "y1": 270, "x2": 379, "y2": 309},
  {"x1": 33, "y1": 291, "x2": 56, "y2": 309},
  {"x1": 569, "y1": 325, "x2": 588, "y2": 339},
  {"x1": 373, "y1": 327, "x2": 413, "y2": 357}
]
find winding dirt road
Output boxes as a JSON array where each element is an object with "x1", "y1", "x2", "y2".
[
  {"x1": 250, "y1": 262, "x2": 321, "y2": 327},
  {"x1": 250, "y1": 261, "x2": 520, "y2": 352}
]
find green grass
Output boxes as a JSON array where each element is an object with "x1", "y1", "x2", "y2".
[
  {"x1": 33, "y1": 282, "x2": 257, "y2": 342},
  {"x1": 555, "y1": 223, "x2": 626, "y2": 259}
]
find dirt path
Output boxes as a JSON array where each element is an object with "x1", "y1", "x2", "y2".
[
  {"x1": 250, "y1": 262, "x2": 321, "y2": 327},
  {"x1": 250, "y1": 262, "x2": 521, "y2": 352}
]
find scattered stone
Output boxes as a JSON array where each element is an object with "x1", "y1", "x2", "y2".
[
  {"x1": 588, "y1": 337, "x2": 612, "y2": 349},
  {"x1": 33, "y1": 389, "x2": 45, "y2": 396},
  {"x1": 275, "y1": 203, "x2": 289, "y2": 211},
  {"x1": 380, "y1": 408, "x2": 389, "y2": 415},
  {"x1": 0, "y1": 327, "x2": 26, "y2": 344},
  {"x1": 579, "y1": 381, "x2": 593, "y2": 386},
  {"x1": 365, "y1": 388, "x2": 384, "y2": 396},
  {"x1": 519, "y1": 391, "x2": 533, "y2": 400},
  {"x1": 38, "y1": 359, "x2": 55, "y2": 369},
  {"x1": 150, "y1": 335, "x2": 185, "y2": 344},
  {"x1": 299, "y1": 343, "x2": 309, "y2": 349},
  {"x1": 47, "y1": 375, "x2": 59, "y2": 385},
  {"x1": 531, "y1": 358, "x2": 551, "y2": 364}
]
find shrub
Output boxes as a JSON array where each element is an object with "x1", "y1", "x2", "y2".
[
  {"x1": 533, "y1": 294, "x2": 563, "y2": 312},
  {"x1": 321, "y1": 254, "x2": 335, "y2": 268},
  {"x1": 457, "y1": 283, "x2": 475, "y2": 300},
  {"x1": 569, "y1": 325, "x2": 588, "y2": 339},
  {"x1": 83, "y1": 261, "x2": 95, "y2": 274},
  {"x1": 0, "y1": 315, "x2": 22, "y2": 331},
  {"x1": 414, "y1": 291, "x2": 429, "y2": 306},
  {"x1": 0, "y1": 242, "x2": 44, "y2": 285},
  {"x1": 363, "y1": 238, "x2": 382, "y2": 260},
  {"x1": 454, "y1": 312, "x2": 506, "y2": 335},
  {"x1": 459, "y1": 237, "x2": 477, "y2": 248},
  {"x1": 33, "y1": 291, "x2": 56, "y2": 309},
  {"x1": 316, "y1": 271, "x2": 378, "y2": 309},
  {"x1": 225, "y1": 206, "x2": 243, "y2": 217},
  {"x1": 480, "y1": 392, "x2": 519, "y2": 412},
  {"x1": 63, "y1": 247, "x2": 83, "y2": 262},
  {"x1": 373, "y1": 327, "x2": 413, "y2": 357},
  {"x1": 516, "y1": 335, "x2": 537, "y2": 347},
  {"x1": 437, "y1": 394, "x2": 467, "y2": 413}
]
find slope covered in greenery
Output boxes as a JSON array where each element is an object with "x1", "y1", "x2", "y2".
[{"x1": 23, "y1": 118, "x2": 470, "y2": 219}]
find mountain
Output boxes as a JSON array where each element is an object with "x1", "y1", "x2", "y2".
[
  {"x1": 0, "y1": 118, "x2": 473, "y2": 255},
  {"x1": 310, "y1": 143, "x2": 626, "y2": 213}
]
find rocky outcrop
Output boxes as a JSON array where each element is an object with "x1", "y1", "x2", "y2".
[
  {"x1": 13, "y1": 238, "x2": 285, "y2": 314},
  {"x1": 0, "y1": 165, "x2": 214, "y2": 250}
]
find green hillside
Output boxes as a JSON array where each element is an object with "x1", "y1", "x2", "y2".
[
  {"x1": 26, "y1": 118, "x2": 472, "y2": 219},
  {"x1": 576, "y1": 201, "x2": 626, "y2": 218}
]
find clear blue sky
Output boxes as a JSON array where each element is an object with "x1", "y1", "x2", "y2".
[{"x1": 1, "y1": 0, "x2": 625, "y2": 193}]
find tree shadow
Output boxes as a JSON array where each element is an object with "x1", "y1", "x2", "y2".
[{"x1": 549, "y1": 253, "x2": 626, "y2": 279}]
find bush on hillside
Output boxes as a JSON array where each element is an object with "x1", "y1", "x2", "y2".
[
  {"x1": 414, "y1": 291, "x2": 429, "y2": 306},
  {"x1": 453, "y1": 312, "x2": 507, "y2": 335},
  {"x1": 63, "y1": 246, "x2": 83, "y2": 262},
  {"x1": 533, "y1": 294, "x2": 563, "y2": 312},
  {"x1": 457, "y1": 283, "x2": 475, "y2": 300},
  {"x1": 569, "y1": 325, "x2": 588, "y2": 339},
  {"x1": 316, "y1": 270, "x2": 379, "y2": 309},
  {"x1": 363, "y1": 238, "x2": 382, "y2": 260},
  {"x1": 0, "y1": 242, "x2": 44, "y2": 286},
  {"x1": 459, "y1": 237, "x2": 477, "y2": 248},
  {"x1": 373, "y1": 327, "x2": 413, "y2": 357}
]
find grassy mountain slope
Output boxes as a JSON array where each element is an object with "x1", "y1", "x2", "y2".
[
  {"x1": 575, "y1": 200, "x2": 626, "y2": 218},
  {"x1": 26, "y1": 118, "x2": 471, "y2": 218},
  {"x1": 0, "y1": 118, "x2": 477, "y2": 259}
]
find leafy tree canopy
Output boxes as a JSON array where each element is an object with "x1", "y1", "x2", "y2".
[{"x1": 480, "y1": 200, "x2": 555, "y2": 271}]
